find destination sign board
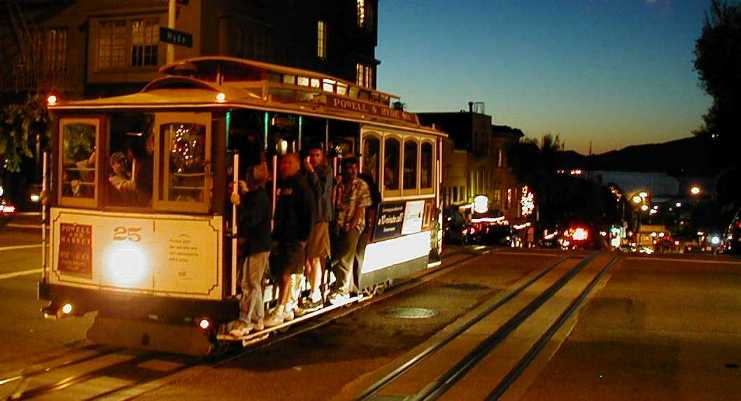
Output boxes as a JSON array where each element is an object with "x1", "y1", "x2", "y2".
[
  {"x1": 324, "y1": 95, "x2": 418, "y2": 124},
  {"x1": 159, "y1": 27, "x2": 193, "y2": 48}
]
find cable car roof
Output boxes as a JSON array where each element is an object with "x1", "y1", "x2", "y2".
[{"x1": 50, "y1": 57, "x2": 445, "y2": 137}]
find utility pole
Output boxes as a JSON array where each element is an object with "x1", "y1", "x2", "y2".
[{"x1": 167, "y1": 0, "x2": 176, "y2": 64}]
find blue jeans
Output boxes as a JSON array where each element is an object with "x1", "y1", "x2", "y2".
[{"x1": 239, "y1": 251, "x2": 269, "y2": 323}]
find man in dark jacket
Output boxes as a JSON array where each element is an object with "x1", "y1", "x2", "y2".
[
  {"x1": 265, "y1": 153, "x2": 315, "y2": 327},
  {"x1": 228, "y1": 161, "x2": 271, "y2": 337}
]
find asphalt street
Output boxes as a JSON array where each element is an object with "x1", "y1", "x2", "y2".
[{"x1": 0, "y1": 225, "x2": 740, "y2": 400}]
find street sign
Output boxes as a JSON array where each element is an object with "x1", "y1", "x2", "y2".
[{"x1": 159, "y1": 27, "x2": 193, "y2": 48}]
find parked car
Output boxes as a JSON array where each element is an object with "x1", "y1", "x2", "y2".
[
  {"x1": 480, "y1": 224, "x2": 516, "y2": 247},
  {"x1": 0, "y1": 198, "x2": 16, "y2": 225},
  {"x1": 444, "y1": 206, "x2": 471, "y2": 245}
]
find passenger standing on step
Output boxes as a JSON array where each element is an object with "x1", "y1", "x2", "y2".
[
  {"x1": 228, "y1": 161, "x2": 272, "y2": 337},
  {"x1": 265, "y1": 153, "x2": 315, "y2": 327},
  {"x1": 329, "y1": 157, "x2": 371, "y2": 304},
  {"x1": 300, "y1": 144, "x2": 334, "y2": 313}
]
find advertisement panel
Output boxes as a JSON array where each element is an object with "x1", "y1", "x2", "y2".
[{"x1": 50, "y1": 208, "x2": 222, "y2": 299}]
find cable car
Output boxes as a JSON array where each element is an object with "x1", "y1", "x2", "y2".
[{"x1": 39, "y1": 57, "x2": 446, "y2": 355}]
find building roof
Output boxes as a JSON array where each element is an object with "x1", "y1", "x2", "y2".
[{"x1": 49, "y1": 57, "x2": 446, "y2": 137}]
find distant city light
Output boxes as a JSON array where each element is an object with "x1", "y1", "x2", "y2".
[
  {"x1": 639, "y1": 191, "x2": 648, "y2": 198},
  {"x1": 690, "y1": 186, "x2": 702, "y2": 196},
  {"x1": 47, "y1": 95, "x2": 57, "y2": 105},
  {"x1": 632, "y1": 195, "x2": 642, "y2": 204},
  {"x1": 675, "y1": 202, "x2": 682, "y2": 207},
  {"x1": 640, "y1": 204, "x2": 649, "y2": 211}
]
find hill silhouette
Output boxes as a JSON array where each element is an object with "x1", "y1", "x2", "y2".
[{"x1": 557, "y1": 136, "x2": 717, "y2": 175}]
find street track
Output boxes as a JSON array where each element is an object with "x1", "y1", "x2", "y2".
[
  {"x1": 0, "y1": 246, "x2": 502, "y2": 401},
  {"x1": 348, "y1": 251, "x2": 620, "y2": 401}
]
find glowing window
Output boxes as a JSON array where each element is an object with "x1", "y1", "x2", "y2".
[
  {"x1": 159, "y1": 122, "x2": 208, "y2": 206},
  {"x1": 323, "y1": 79, "x2": 336, "y2": 93},
  {"x1": 60, "y1": 121, "x2": 98, "y2": 204},
  {"x1": 130, "y1": 18, "x2": 159, "y2": 67},
  {"x1": 337, "y1": 82, "x2": 348, "y2": 95},
  {"x1": 357, "y1": 0, "x2": 366, "y2": 27},
  {"x1": 356, "y1": 63, "x2": 373, "y2": 88},
  {"x1": 316, "y1": 20, "x2": 327, "y2": 60}
]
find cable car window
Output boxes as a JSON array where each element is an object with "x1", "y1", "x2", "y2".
[
  {"x1": 384, "y1": 137, "x2": 399, "y2": 190},
  {"x1": 337, "y1": 82, "x2": 348, "y2": 95},
  {"x1": 60, "y1": 120, "x2": 98, "y2": 205},
  {"x1": 157, "y1": 121, "x2": 209, "y2": 209},
  {"x1": 421, "y1": 142, "x2": 433, "y2": 189},
  {"x1": 106, "y1": 112, "x2": 154, "y2": 207},
  {"x1": 362, "y1": 135, "x2": 380, "y2": 184},
  {"x1": 403, "y1": 139, "x2": 417, "y2": 190}
]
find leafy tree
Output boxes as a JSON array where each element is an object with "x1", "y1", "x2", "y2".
[
  {"x1": 0, "y1": 94, "x2": 52, "y2": 173},
  {"x1": 694, "y1": 0, "x2": 741, "y2": 159}
]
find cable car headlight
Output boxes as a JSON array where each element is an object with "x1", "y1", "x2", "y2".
[{"x1": 104, "y1": 242, "x2": 150, "y2": 287}]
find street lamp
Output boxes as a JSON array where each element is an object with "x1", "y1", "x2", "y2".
[
  {"x1": 690, "y1": 185, "x2": 702, "y2": 196},
  {"x1": 640, "y1": 204, "x2": 649, "y2": 212},
  {"x1": 632, "y1": 195, "x2": 642, "y2": 204}
]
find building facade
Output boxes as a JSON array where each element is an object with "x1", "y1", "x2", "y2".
[
  {"x1": 1, "y1": 0, "x2": 379, "y2": 99},
  {"x1": 418, "y1": 107, "x2": 525, "y2": 222}
]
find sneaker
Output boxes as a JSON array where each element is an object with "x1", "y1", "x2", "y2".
[
  {"x1": 228, "y1": 320, "x2": 254, "y2": 337},
  {"x1": 298, "y1": 298, "x2": 323, "y2": 314},
  {"x1": 327, "y1": 292, "x2": 351, "y2": 305},
  {"x1": 263, "y1": 310, "x2": 285, "y2": 328},
  {"x1": 264, "y1": 306, "x2": 294, "y2": 328}
]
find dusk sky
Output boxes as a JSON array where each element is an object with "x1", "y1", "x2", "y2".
[{"x1": 377, "y1": 0, "x2": 718, "y2": 154}]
